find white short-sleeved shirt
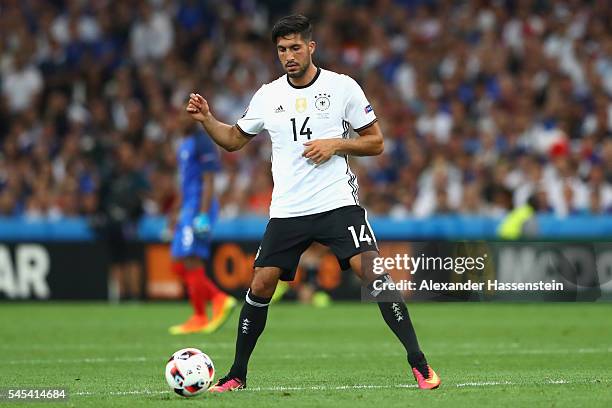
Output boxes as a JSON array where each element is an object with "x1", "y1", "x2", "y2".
[{"x1": 236, "y1": 67, "x2": 377, "y2": 218}]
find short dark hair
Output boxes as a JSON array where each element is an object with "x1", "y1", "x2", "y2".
[{"x1": 271, "y1": 14, "x2": 312, "y2": 44}]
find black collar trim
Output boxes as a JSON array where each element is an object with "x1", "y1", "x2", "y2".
[{"x1": 286, "y1": 67, "x2": 321, "y2": 89}]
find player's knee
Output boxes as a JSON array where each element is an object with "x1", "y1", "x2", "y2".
[
  {"x1": 250, "y1": 268, "x2": 279, "y2": 298},
  {"x1": 250, "y1": 278, "x2": 275, "y2": 298},
  {"x1": 183, "y1": 256, "x2": 202, "y2": 270},
  {"x1": 350, "y1": 251, "x2": 379, "y2": 283}
]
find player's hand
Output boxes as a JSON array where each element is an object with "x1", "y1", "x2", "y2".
[
  {"x1": 302, "y1": 139, "x2": 339, "y2": 164},
  {"x1": 186, "y1": 93, "x2": 210, "y2": 122},
  {"x1": 192, "y1": 212, "x2": 211, "y2": 238}
]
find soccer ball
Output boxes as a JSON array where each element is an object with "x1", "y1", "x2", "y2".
[{"x1": 165, "y1": 348, "x2": 215, "y2": 397}]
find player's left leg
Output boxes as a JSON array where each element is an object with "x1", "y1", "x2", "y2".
[
  {"x1": 350, "y1": 252, "x2": 440, "y2": 389},
  {"x1": 203, "y1": 258, "x2": 237, "y2": 333},
  {"x1": 318, "y1": 205, "x2": 440, "y2": 389}
]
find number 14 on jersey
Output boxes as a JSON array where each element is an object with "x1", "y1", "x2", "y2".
[
  {"x1": 290, "y1": 117, "x2": 312, "y2": 141},
  {"x1": 348, "y1": 225, "x2": 372, "y2": 248}
]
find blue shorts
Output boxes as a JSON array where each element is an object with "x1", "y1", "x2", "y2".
[{"x1": 171, "y1": 202, "x2": 219, "y2": 260}]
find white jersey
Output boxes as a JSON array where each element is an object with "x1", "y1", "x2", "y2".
[{"x1": 236, "y1": 68, "x2": 377, "y2": 218}]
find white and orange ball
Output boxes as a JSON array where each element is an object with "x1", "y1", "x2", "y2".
[{"x1": 165, "y1": 348, "x2": 215, "y2": 397}]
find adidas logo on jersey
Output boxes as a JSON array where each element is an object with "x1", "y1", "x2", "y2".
[{"x1": 274, "y1": 105, "x2": 284, "y2": 113}]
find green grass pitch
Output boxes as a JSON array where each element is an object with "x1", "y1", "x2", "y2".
[{"x1": 0, "y1": 302, "x2": 610, "y2": 407}]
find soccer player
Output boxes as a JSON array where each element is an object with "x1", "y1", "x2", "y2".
[
  {"x1": 186, "y1": 15, "x2": 440, "y2": 389},
  {"x1": 168, "y1": 121, "x2": 236, "y2": 335}
]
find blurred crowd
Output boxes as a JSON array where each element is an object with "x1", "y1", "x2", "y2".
[{"x1": 1, "y1": 0, "x2": 611, "y2": 223}]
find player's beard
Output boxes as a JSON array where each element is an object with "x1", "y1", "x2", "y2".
[{"x1": 286, "y1": 59, "x2": 310, "y2": 78}]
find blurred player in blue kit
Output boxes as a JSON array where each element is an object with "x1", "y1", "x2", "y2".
[{"x1": 168, "y1": 121, "x2": 236, "y2": 335}]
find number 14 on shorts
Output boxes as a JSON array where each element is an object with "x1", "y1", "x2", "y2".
[{"x1": 347, "y1": 225, "x2": 372, "y2": 248}]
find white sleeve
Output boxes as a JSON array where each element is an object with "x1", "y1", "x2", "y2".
[
  {"x1": 343, "y1": 76, "x2": 377, "y2": 132},
  {"x1": 236, "y1": 86, "x2": 266, "y2": 137}
]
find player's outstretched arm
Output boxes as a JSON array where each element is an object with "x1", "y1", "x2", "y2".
[
  {"x1": 302, "y1": 122, "x2": 384, "y2": 164},
  {"x1": 186, "y1": 93, "x2": 251, "y2": 152}
]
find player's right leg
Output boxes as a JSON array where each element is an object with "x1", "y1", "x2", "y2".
[
  {"x1": 210, "y1": 216, "x2": 313, "y2": 392},
  {"x1": 168, "y1": 257, "x2": 210, "y2": 334},
  {"x1": 209, "y1": 266, "x2": 281, "y2": 392}
]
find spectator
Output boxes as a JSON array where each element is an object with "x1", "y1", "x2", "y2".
[
  {"x1": 98, "y1": 141, "x2": 149, "y2": 301},
  {"x1": 2, "y1": 48, "x2": 43, "y2": 113},
  {"x1": 0, "y1": 0, "x2": 610, "y2": 221},
  {"x1": 130, "y1": 1, "x2": 174, "y2": 62}
]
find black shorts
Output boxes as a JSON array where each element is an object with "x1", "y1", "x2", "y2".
[
  {"x1": 105, "y1": 221, "x2": 140, "y2": 264},
  {"x1": 254, "y1": 205, "x2": 378, "y2": 281}
]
